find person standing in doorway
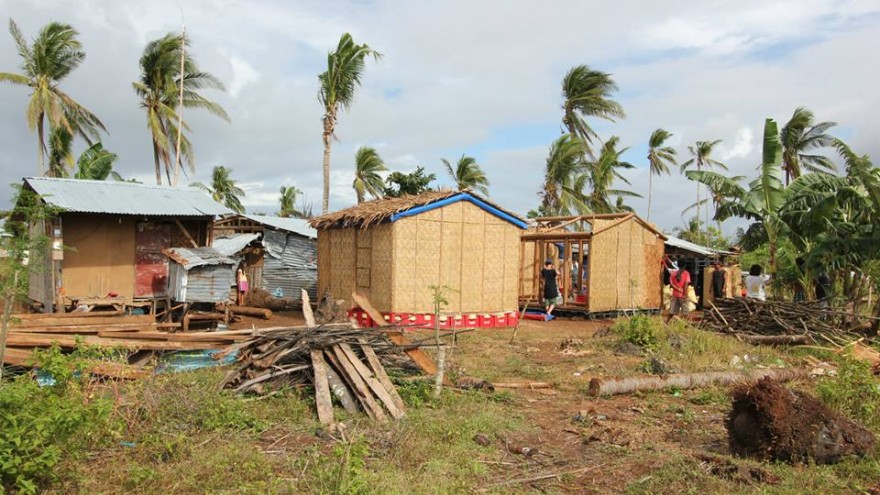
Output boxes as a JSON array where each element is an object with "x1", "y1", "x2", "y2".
[
  {"x1": 712, "y1": 260, "x2": 726, "y2": 300},
  {"x1": 666, "y1": 260, "x2": 691, "y2": 322},
  {"x1": 541, "y1": 259, "x2": 561, "y2": 316}
]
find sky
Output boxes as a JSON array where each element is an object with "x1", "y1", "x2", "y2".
[{"x1": 1, "y1": 0, "x2": 879, "y2": 236}]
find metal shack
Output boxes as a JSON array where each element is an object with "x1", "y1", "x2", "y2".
[
  {"x1": 19, "y1": 177, "x2": 230, "y2": 313},
  {"x1": 664, "y1": 235, "x2": 739, "y2": 308},
  {"x1": 164, "y1": 247, "x2": 237, "y2": 303},
  {"x1": 212, "y1": 214, "x2": 318, "y2": 303}
]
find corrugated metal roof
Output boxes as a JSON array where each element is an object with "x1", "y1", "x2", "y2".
[
  {"x1": 164, "y1": 247, "x2": 238, "y2": 268},
  {"x1": 243, "y1": 214, "x2": 316, "y2": 238},
  {"x1": 665, "y1": 235, "x2": 728, "y2": 256},
  {"x1": 212, "y1": 233, "x2": 260, "y2": 256},
  {"x1": 24, "y1": 177, "x2": 231, "y2": 216}
]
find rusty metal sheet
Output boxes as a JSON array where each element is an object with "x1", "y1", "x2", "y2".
[{"x1": 135, "y1": 223, "x2": 170, "y2": 297}]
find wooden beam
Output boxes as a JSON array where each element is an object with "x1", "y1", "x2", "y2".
[
  {"x1": 520, "y1": 232, "x2": 593, "y2": 241},
  {"x1": 327, "y1": 346, "x2": 388, "y2": 422},
  {"x1": 310, "y1": 350, "x2": 335, "y2": 425},
  {"x1": 351, "y1": 291, "x2": 438, "y2": 376},
  {"x1": 173, "y1": 218, "x2": 199, "y2": 248},
  {"x1": 338, "y1": 343, "x2": 405, "y2": 419},
  {"x1": 359, "y1": 338, "x2": 406, "y2": 412}
]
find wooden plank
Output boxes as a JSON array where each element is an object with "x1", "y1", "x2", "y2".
[
  {"x1": 328, "y1": 345, "x2": 387, "y2": 422},
  {"x1": 11, "y1": 324, "x2": 158, "y2": 334},
  {"x1": 302, "y1": 289, "x2": 316, "y2": 328},
  {"x1": 359, "y1": 338, "x2": 406, "y2": 412},
  {"x1": 173, "y1": 218, "x2": 199, "y2": 248},
  {"x1": 12, "y1": 310, "x2": 126, "y2": 320},
  {"x1": 352, "y1": 291, "x2": 438, "y2": 376},
  {"x1": 311, "y1": 349, "x2": 335, "y2": 425},
  {"x1": 338, "y1": 343, "x2": 405, "y2": 419},
  {"x1": 12, "y1": 314, "x2": 154, "y2": 327},
  {"x1": 4, "y1": 333, "x2": 223, "y2": 350}
]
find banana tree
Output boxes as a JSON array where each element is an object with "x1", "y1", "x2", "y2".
[{"x1": 687, "y1": 118, "x2": 787, "y2": 278}]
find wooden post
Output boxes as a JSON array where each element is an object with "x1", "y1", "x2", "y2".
[{"x1": 310, "y1": 350, "x2": 335, "y2": 425}]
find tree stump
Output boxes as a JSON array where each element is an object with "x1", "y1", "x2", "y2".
[{"x1": 727, "y1": 377, "x2": 875, "y2": 464}]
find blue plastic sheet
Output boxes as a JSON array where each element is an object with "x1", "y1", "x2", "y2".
[{"x1": 156, "y1": 350, "x2": 239, "y2": 373}]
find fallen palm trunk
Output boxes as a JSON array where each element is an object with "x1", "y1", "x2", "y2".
[
  {"x1": 738, "y1": 334, "x2": 811, "y2": 345},
  {"x1": 587, "y1": 368, "x2": 807, "y2": 396},
  {"x1": 728, "y1": 377, "x2": 875, "y2": 463}
]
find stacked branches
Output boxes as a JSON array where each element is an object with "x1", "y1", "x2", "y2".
[
  {"x1": 220, "y1": 323, "x2": 421, "y2": 424},
  {"x1": 703, "y1": 298, "x2": 852, "y2": 345}
]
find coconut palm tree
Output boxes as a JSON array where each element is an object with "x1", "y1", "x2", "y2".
[
  {"x1": 319, "y1": 33, "x2": 382, "y2": 214},
  {"x1": 133, "y1": 33, "x2": 229, "y2": 186},
  {"x1": 680, "y1": 140, "x2": 727, "y2": 233},
  {"x1": 583, "y1": 136, "x2": 640, "y2": 214},
  {"x1": 278, "y1": 185, "x2": 302, "y2": 218},
  {"x1": 192, "y1": 166, "x2": 245, "y2": 213},
  {"x1": 442, "y1": 154, "x2": 490, "y2": 196},
  {"x1": 646, "y1": 128, "x2": 677, "y2": 221},
  {"x1": 540, "y1": 135, "x2": 589, "y2": 216},
  {"x1": 74, "y1": 142, "x2": 120, "y2": 180},
  {"x1": 561, "y1": 65, "x2": 625, "y2": 158},
  {"x1": 0, "y1": 20, "x2": 106, "y2": 176},
  {"x1": 47, "y1": 127, "x2": 74, "y2": 177},
  {"x1": 780, "y1": 107, "x2": 837, "y2": 185},
  {"x1": 353, "y1": 146, "x2": 387, "y2": 203}
]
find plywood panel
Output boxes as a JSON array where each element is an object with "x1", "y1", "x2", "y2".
[
  {"x1": 135, "y1": 222, "x2": 170, "y2": 297},
  {"x1": 62, "y1": 214, "x2": 136, "y2": 301}
]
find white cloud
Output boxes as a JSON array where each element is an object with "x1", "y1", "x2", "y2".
[{"x1": 721, "y1": 128, "x2": 754, "y2": 161}]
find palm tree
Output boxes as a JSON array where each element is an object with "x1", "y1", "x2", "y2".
[
  {"x1": 780, "y1": 107, "x2": 837, "y2": 185},
  {"x1": 540, "y1": 135, "x2": 588, "y2": 216},
  {"x1": 561, "y1": 65, "x2": 625, "y2": 158},
  {"x1": 442, "y1": 154, "x2": 490, "y2": 196},
  {"x1": 278, "y1": 185, "x2": 302, "y2": 217},
  {"x1": 646, "y1": 129, "x2": 677, "y2": 222},
  {"x1": 192, "y1": 166, "x2": 245, "y2": 213},
  {"x1": 353, "y1": 146, "x2": 387, "y2": 203},
  {"x1": 47, "y1": 127, "x2": 74, "y2": 177},
  {"x1": 583, "y1": 136, "x2": 640, "y2": 214},
  {"x1": 0, "y1": 20, "x2": 106, "y2": 176},
  {"x1": 133, "y1": 33, "x2": 229, "y2": 186},
  {"x1": 74, "y1": 142, "x2": 120, "y2": 180},
  {"x1": 319, "y1": 33, "x2": 382, "y2": 214},
  {"x1": 680, "y1": 140, "x2": 727, "y2": 233}
]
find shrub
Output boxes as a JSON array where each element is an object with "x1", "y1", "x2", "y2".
[
  {"x1": 0, "y1": 347, "x2": 112, "y2": 494},
  {"x1": 613, "y1": 315, "x2": 658, "y2": 349},
  {"x1": 816, "y1": 354, "x2": 880, "y2": 433}
]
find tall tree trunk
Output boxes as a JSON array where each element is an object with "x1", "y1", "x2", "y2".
[
  {"x1": 322, "y1": 113, "x2": 335, "y2": 214},
  {"x1": 647, "y1": 172, "x2": 653, "y2": 222},
  {"x1": 37, "y1": 113, "x2": 46, "y2": 177},
  {"x1": 695, "y1": 163, "x2": 701, "y2": 233},
  {"x1": 152, "y1": 139, "x2": 163, "y2": 185}
]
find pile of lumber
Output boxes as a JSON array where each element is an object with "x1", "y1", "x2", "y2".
[
  {"x1": 702, "y1": 298, "x2": 850, "y2": 345},
  {"x1": 3, "y1": 311, "x2": 256, "y2": 368},
  {"x1": 220, "y1": 322, "x2": 432, "y2": 424}
]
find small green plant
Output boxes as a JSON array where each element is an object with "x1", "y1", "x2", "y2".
[
  {"x1": 817, "y1": 354, "x2": 880, "y2": 432},
  {"x1": 0, "y1": 347, "x2": 112, "y2": 494},
  {"x1": 309, "y1": 437, "x2": 371, "y2": 495},
  {"x1": 613, "y1": 315, "x2": 658, "y2": 349}
]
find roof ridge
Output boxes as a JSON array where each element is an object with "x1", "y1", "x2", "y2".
[{"x1": 25, "y1": 176, "x2": 202, "y2": 191}]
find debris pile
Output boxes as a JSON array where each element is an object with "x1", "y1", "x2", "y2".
[
  {"x1": 727, "y1": 377, "x2": 875, "y2": 463},
  {"x1": 220, "y1": 322, "x2": 435, "y2": 424},
  {"x1": 703, "y1": 299, "x2": 850, "y2": 345}
]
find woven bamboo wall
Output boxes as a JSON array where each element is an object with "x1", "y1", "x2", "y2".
[
  {"x1": 391, "y1": 201, "x2": 520, "y2": 313},
  {"x1": 519, "y1": 239, "x2": 538, "y2": 299},
  {"x1": 369, "y1": 223, "x2": 394, "y2": 310},
  {"x1": 588, "y1": 218, "x2": 663, "y2": 312},
  {"x1": 329, "y1": 228, "x2": 357, "y2": 305},
  {"x1": 317, "y1": 231, "x2": 331, "y2": 297}
]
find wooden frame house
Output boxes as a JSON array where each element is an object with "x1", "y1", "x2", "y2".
[
  {"x1": 310, "y1": 191, "x2": 527, "y2": 328},
  {"x1": 20, "y1": 177, "x2": 230, "y2": 313},
  {"x1": 520, "y1": 213, "x2": 667, "y2": 315}
]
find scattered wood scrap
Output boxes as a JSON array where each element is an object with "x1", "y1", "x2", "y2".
[
  {"x1": 703, "y1": 299, "x2": 852, "y2": 345},
  {"x1": 219, "y1": 322, "x2": 433, "y2": 424}
]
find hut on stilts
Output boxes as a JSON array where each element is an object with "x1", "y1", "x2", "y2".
[
  {"x1": 520, "y1": 213, "x2": 667, "y2": 316},
  {"x1": 310, "y1": 191, "x2": 527, "y2": 328}
]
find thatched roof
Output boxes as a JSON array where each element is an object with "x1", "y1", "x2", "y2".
[{"x1": 310, "y1": 190, "x2": 527, "y2": 229}]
